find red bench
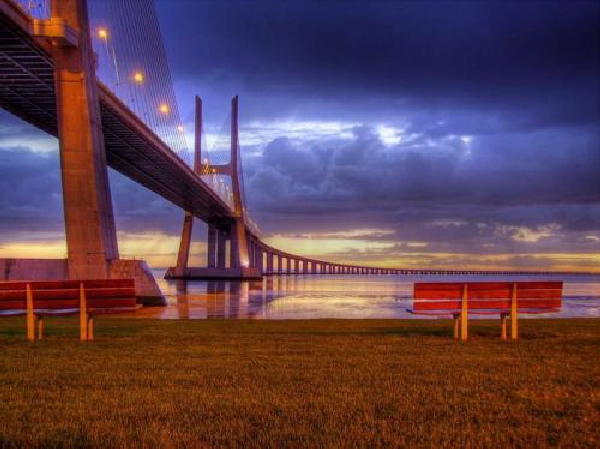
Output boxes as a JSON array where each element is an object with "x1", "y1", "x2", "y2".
[
  {"x1": 407, "y1": 281, "x2": 562, "y2": 340},
  {"x1": 0, "y1": 279, "x2": 137, "y2": 341}
]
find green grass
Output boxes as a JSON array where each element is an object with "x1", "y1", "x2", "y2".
[{"x1": 1, "y1": 318, "x2": 599, "y2": 447}]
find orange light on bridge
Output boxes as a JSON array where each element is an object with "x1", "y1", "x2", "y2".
[
  {"x1": 159, "y1": 103, "x2": 169, "y2": 114},
  {"x1": 133, "y1": 72, "x2": 144, "y2": 84},
  {"x1": 97, "y1": 28, "x2": 108, "y2": 40}
]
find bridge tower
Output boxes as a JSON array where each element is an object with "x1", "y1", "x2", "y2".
[
  {"x1": 174, "y1": 96, "x2": 203, "y2": 276},
  {"x1": 0, "y1": 0, "x2": 165, "y2": 304},
  {"x1": 51, "y1": 0, "x2": 118, "y2": 278},
  {"x1": 168, "y1": 96, "x2": 259, "y2": 280}
]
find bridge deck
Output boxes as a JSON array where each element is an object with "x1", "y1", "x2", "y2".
[{"x1": 0, "y1": 1, "x2": 233, "y2": 221}]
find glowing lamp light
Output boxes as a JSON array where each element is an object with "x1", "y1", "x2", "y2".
[
  {"x1": 133, "y1": 72, "x2": 144, "y2": 84},
  {"x1": 159, "y1": 103, "x2": 169, "y2": 114},
  {"x1": 177, "y1": 125, "x2": 185, "y2": 133},
  {"x1": 97, "y1": 28, "x2": 108, "y2": 40}
]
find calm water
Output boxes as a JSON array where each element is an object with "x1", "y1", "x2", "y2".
[{"x1": 136, "y1": 270, "x2": 600, "y2": 320}]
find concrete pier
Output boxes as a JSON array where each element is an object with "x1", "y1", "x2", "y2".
[{"x1": 1, "y1": 258, "x2": 164, "y2": 305}]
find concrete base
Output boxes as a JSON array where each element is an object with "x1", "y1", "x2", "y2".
[
  {"x1": 164, "y1": 266, "x2": 262, "y2": 280},
  {"x1": 109, "y1": 259, "x2": 165, "y2": 306},
  {"x1": 0, "y1": 258, "x2": 165, "y2": 306}
]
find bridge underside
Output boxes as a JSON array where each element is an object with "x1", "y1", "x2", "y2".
[{"x1": 0, "y1": 6, "x2": 233, "y2": 221}]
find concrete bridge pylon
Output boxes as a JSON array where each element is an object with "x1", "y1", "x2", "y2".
[{"x1": 166, "y1": 96, "x2": 260, "y2": 280}]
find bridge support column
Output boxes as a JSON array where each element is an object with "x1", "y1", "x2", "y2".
[
  {"x1": 217, "y1": 230, "x2": 227, "y2": 268},
  {"x1": 175, "y1": 213, "x2": 193, "y2": 276},
  {"x1": 51, "y1": 0, "x2": 118, "y2": 279},
  {"x1": 294, "y1": 259, "x2": 299, "y2": 274},
  {"x1": 267, "y1": 252, "x2": 274, "y2": 274},
  {"x1": 255, "y1": 246, "x2": 263, "y2": 273},
  {"x1": 207, "y1": 226, "x2": 217, "y2": 268},
  {"x1": 303, "y1": 260, "x2": 308, "y2": 274},
  {"x1": 247, "y1": 240, "x2": 254, "y2": 268},
  {"x1": 277, "y1": 255, "x2": 282, "y2": 274}
]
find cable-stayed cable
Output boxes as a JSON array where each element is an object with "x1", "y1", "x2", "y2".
[{"x1": 89, "y1": 0, "x2": 192, "y2": 167}]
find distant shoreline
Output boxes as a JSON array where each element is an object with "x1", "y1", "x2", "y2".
[{"x1": 153, "y1": 268, "x2": 600, "y2": 277}]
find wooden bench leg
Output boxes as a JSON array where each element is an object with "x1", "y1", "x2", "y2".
[
  {"x1": 37, "y1": 316, "x2": 44, "y2": 340},
  {"x1": 501, "y1": 313, "x2": 508, "y2": 340},
  {"x1": 453, "y1": 314, "x2": 460, "y2": 339},
  {"x1": 460, "y1": 284, "x2": 468, "y2": 341},
  {"x1": 511, "y1": 283, "x2": 519, "y2": 340},
  {"x1": 79, "y1": 283, "x2": 88, "y2": 342},
  {"x1": 510, "y1": 311, "x2": 519, "y2": 340},
  {"x1": 26, "y1": 283, "x2": 35, "y2": 342},
  {"x1": 27, "y1": 314, "x2": 36, "y2": 342},
  {"x1": 460, "y1": 314, "x2": 468, "y2": 341},
  {"x1": 87, "y1": 315, "x2": 94, "y2": 341}
]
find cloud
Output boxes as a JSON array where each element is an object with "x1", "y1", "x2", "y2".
[
  {"x1": 245, "y1": 124, "x2": 600, "y2": 215},
  {"x1": 242, "y1": 122, "x2": 600, "y2": 261},
  {"x1": 155, "y1": 0, "x2": 600, "y2": 130},
  {"x1": 0, "y1": 144, "x2": 198, "y2": 240}
]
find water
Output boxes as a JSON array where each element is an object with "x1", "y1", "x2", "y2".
[{"x1": 134, "y1": 270, "x2": 600, "y2": 320}]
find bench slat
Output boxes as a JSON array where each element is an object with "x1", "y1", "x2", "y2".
[
  {"x1": 87, "y1": 299, "x2": 137, "y2": 309},
  {"x1": 0, "y1": 291, "x2": 27, "y2": 301},
  {"x1": 86, "y1": 288, "x2": 137, "y2": 299},
  {"x1": 0, "y1": 282, "x2": 29, "y2": 291},
  {"x1": 413, "y1": 298, "x2": 561, "y2": 311}
]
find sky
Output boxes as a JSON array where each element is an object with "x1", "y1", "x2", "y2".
[{"x1": 1, "y1": 0, "x2": 599, "y2": 271}]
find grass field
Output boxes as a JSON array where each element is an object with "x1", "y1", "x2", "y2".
[{"x1": 1, "y1": 317, "x2": 599, "y2": 447}]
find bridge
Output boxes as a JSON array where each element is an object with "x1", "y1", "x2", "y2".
[
  {"x1": 1, "y1": 0, "x2": 585, "y2": 304},
  {"x1": 0, "y1": 0, "x2": 424, "y2": 302}
]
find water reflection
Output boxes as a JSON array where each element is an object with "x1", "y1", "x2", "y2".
[{"x1": 133, "y1": 272, "x2": 600, "y2": 320}]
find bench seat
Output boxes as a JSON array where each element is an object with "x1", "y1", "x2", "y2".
[{"x1": 407, "y1": 281, "x2": 562, "y2": 340}]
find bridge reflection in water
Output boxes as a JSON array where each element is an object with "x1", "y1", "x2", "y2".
[{"x1": 134, "y1": 273, "x2": 600, "y2": 320}]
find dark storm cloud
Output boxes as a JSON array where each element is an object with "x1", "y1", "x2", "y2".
[
  {"x1": 158, "y1": 0, "x2": 600, "y2": 126},
  {"x1": 0, "y1": 148, "x2": 63, "y2": 235},
  {"x1": 246, "y1": 125, "x2": 600, "y2": 209},
  {"x1": 0, "y1": 145, "x2": 185, "y2": 241},
  {"x1": 244, "y1": 124, "x2": 600, "y2": 240}
]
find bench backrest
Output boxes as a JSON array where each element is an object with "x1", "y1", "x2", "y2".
[
  {"x1": 0, "y1": 279, "x2": 136, "y2": 311},
  {"x1": 413, "y1": 281, "x2": 562, "y2": 312}
]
